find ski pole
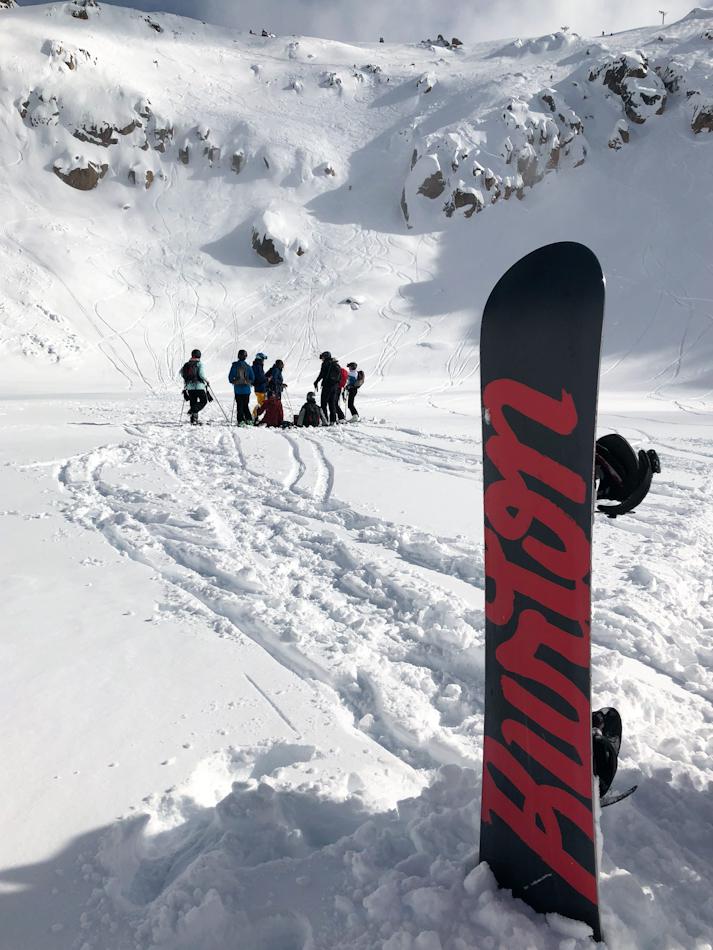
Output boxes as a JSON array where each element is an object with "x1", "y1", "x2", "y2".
[
  {"x1": 207, "y1": 384, "x2": 231, "y2": 425},
  {"x1": 178, "y1": 396, "x2": 185, "y2": 424}
]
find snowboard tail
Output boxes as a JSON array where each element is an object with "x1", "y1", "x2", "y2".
[{"x1": 479, "y1": 243, "x2": 605, "y2": 940}]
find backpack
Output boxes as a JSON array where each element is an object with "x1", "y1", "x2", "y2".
[
  {"x1": 339, "y1": 367, "x2": 349, "y2": 389},
  {"x1": 230, "y1": 362, "x2": 250, "y2": 387},
  {"x1": 304, "y1": 402, "x2": 320, "y2": 426},
  {"x1": 356, "y1": 370, "x2": 365, "y2": 389},
  {"x1": 181, "y1": 360, "x2": 200, "y2": 384}
]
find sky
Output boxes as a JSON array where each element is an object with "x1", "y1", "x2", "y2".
[{"x1": 18, "y1": 0, "x2": 713, "y2": 43}]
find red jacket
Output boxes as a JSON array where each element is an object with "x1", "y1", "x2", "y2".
[
  {"x1": 339, "y1": 367, "x2": 349, "y2": 390},
  {"x1": 256, "y1": 397, "x2": 284, "y2": 427}
]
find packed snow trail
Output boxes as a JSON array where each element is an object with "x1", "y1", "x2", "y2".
[{"x1": 58, "y1": 411, "x2": 488, "y2": 772}]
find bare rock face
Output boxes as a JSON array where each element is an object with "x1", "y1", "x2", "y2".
[
  {"x1": 691, "y1": 97, "x2": 713, "y2": 133},
  {"x1": 656, "y1": 60, "x2": 687, "y2": 95},
  {"x1": 252, "y1": 230, "x2": 283, "y2": 265},
  {"x1": 231, "y1": 151, "x2": 245, "y2": 174},
  {"x1": 589, "y1": 52, "x2": 667, "y2": 124},
  {"x1": 608, "y1": 119, "x2": 631, "y2": 149},
  {"x1": 0, "y1": 1, "x2": 17, "y2": 9},
  {"x1": 444, "y1": 187, "x2": 484, "y2": 218},
  {"x1": 74, "y1": 123, "x2": 118, "y2": 147},
  {"x1": 53, "y1": 156, "x2": 108, "y2": 191},
  {"x1": 128, "y1": 167, "x2": 155, "y2": 189},
  {"x1": 137, "y1": 100, "x2": 174, "y2": 152}
]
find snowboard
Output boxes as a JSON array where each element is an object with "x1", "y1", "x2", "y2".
[{"x1": 478, "y1": 243, "x2": 605, "y2": 941}]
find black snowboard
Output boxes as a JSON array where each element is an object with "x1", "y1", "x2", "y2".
[{"x1": 478, "y1": 243, "x2": 605, "y2": 940}]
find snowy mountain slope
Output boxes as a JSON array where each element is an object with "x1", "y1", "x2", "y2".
[
  {"x1": 2, "y1": 6, "x2": 713, "y2": 950},
  {"x1": 0, "y1": 2, "x2": 712, "y2": 399}
]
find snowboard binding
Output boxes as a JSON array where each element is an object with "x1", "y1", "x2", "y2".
[
  {"x1": 595, "y1": 434, "x2": 661, "y2": 518},
  {"x1": 592, "y1": 706, "x2": 621, "y2": 797}
]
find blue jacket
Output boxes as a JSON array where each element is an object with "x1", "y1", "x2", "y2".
[
  {"x1": 252, "y1": 359, "x2": 268, "y2": 393},
  {"x1": 228, "y1": 360, "x2": 254, "y2": 395},
  {"x1": 266, "y1": 364, "x2": 284, "y2": 397}
]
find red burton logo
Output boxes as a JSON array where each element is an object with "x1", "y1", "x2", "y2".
[{"x1": 481, "y1": 378, "x2": 596, "y2": 906}]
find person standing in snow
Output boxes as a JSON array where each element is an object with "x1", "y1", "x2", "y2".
[
  {"x1": 181, "y1": 348, "x2": 209, "y2": 425},
  {"x1": 251, "y1": 352, "x2": 268, "y2": 420},
  {"x1": 228, "y1": 349, "x2": 255, "y2": 425},
  {"x1": 266, "y1": 359, "x2": 286, "y2": 399},
  {"x1": 313, "y1": 351, "x2": 344, "y2": 424},
  {"x1": 254, "y1": 391, "x2": 285, "y2": 427},
  {"x1": 297, "y1": 391, "x2": 329, "y2": 427},
  {"x1": 345, "y1": 361, "x2": 364, "y2": 420}
]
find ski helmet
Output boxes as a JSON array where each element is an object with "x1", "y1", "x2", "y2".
[
  {"x1": 191, "y1": 349, "x2": 201, "y2": 358},
  {"x1": 319, "y1": 351, "x2": 331, "y2": 360},
  {"x1": 238, "y1": 349, "x2": 247, "y2": 360},
  {"x1": 306, "y1": 391, "x2": 316, "y2": 401},
  {"x1": 347, "y1": 361, "x2": 357, "y2": 369},
  {"x1": 255, "y1": 352, "x2": 267, "y2": 361}
]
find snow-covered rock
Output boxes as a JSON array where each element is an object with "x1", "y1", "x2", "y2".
[
  {"x1": 588, "y1": 51, "x2": 667, "y2": 124},
  {"x1": 691, "y1": 95, "x2": 713, "y2": 132},
  {"x1": 495, "y1": 30, "x2": 580, "y2": 57},
  {"x1": 53, "y1": 151, "x2": 108, "y2": 190},
  {"x1": 402, "y1": 91, "x2": 585, "y2": 229},
  {"x1": 252, "y1": 204, "x2": 310, "y2": 265}
]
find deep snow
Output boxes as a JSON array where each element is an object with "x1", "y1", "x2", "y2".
[{"x1": 1, "y1": 3, "x2": 713, "y2": 949}]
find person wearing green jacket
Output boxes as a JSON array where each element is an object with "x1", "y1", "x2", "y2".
[{"x1": 180, "y1": 348, "x2": 209, "y2": 425}]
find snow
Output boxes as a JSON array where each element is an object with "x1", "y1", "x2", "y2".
[{"x1": 1, "y1": 3, "x2": 713, "y2": 949}]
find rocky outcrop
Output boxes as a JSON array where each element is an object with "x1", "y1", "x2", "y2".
[
  {"x1": 588, "y1": 52, "x2": 667, "y2": 124},
  {"x1": 656, "y1": 60, "x2": 687, "y2": 95},
  {"x1": 43, "y1": 40, "x2": 95, "y2": 71},
  {"x1": 0, "y1": 1, "x2": 17, "y2": 9},
  {"x1": 402, "y1": 91, "x2": 586, "y2": 228},
  {"x1": 231, "y1": 151, "x2": 245, "y2": 174},
  {"x1": 19, "y1": 90, "x2": 60, "y2": 127},
  {"x1": 444, "y1": 188, "x2": 484, "y2": 218},
  {"x1": 419, "y1": 35, "x2": 463, "y2": 50},
  {"x1": 691, "y1": 97, "x2": 713, "y2": 133},
  {"x1": 251, "y1": 230, "x2": 283, "y2": 265},
  {"x1": 74, "y1": 123, "x2": 118, "y2": 147},
  {"x1": 68, "y1": 0, "x2": 99, "y2": 20},
  {"x1": 53, "y1": 155, "x2": 108, "y2": 190},
  {"x1": 145, "y1": 16, "x2": 162, "y2": 32},
  {"x1": 608, "y1": 119, "x2": 630, "y2": 149},
  {"x1": 128, "y1": 167, "x2": 155, "y2": 189},
  {"x1": 252, "y1": 205, "x2": 309, "y2": 265},
  {"x1": 137, "y1": 100, "x2": 173, "y2": 152}
]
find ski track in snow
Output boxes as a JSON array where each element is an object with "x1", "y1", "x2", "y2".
[{"x1": 58, "y1": 415, "x2": 488, "y2": 772}]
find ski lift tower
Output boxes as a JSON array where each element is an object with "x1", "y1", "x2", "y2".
[{"x1": 659, "y1": 10, "x2": 668, "y2": 25}]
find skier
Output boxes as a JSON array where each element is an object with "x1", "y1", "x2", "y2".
[
  {"x1": 592, "y1": 707, "x2": 622, "y2": 798},
  {"x1": 252, "y1": 352, "x2": 268, "y2": 420},
  {"x1": 266, "y1": 359, "x2": 286, "y2": 399},
  {"x1": 228, "y1": 349, "x2": 255, "y2": 425},
  {"x1": 313, "y1": 351, "x2": 343, "y2": 424},
  {"x1": 345, "y1": 361, "x2": 364, "y2": 420},
  {"x1": 254, "y1": 391, "x2": 285, "y2": 427},
  {"x1": 595, "y1": 434, "x2": 661, "y2": 517},
  {"x1": 181, "y1": 348, "x2": 209, "y2": 425},
  {"x1": 296, "y1": 391, "x2": 329, "y2": 427}
]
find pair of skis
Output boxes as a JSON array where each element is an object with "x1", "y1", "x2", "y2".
[{"x1": 478, "y1": 243, "x2": 634, "y2": 942}]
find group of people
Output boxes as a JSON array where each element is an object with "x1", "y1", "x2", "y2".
[{"x1": 180, "y1": 349, "x2": 365, "y2": 428}]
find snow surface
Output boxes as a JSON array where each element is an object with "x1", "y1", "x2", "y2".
[{"x1": 1, "y1": 4, "x2": 713, "y2": 950}]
